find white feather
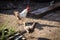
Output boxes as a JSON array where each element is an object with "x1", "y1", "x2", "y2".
[{"x1": 19, "y1": 8, "x2": 28, "y2": 18}]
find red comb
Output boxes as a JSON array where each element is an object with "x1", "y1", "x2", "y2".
[{"x1": 26, "y1": 5, "x2": 30, "y2": 11}]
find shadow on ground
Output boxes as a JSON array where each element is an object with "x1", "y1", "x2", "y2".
[
  {"x1": 38, "y1": 38, "x2": 50, "y2": 40},
  {"x1": 35, "y1": 22, "x2": 59, "y2": 30}
]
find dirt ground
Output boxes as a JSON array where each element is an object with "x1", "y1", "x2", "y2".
[{"x1": 0, "y1": 2, "x2": 60, "y2": 40}]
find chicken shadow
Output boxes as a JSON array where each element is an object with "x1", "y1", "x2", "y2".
[
  {"x1": 34, "y1": 22, "x2": 59, "y2": 30},
  {"x1": 29, "y1": 36, "x2": 50, "y2": 40},
  {"x1": 38, "y1": 38, "x2": 50, "y2": 40}
]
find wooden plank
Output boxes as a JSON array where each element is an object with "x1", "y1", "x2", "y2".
[{"x1": 30, "y1": 2, "x2": 60, "y2": 15}]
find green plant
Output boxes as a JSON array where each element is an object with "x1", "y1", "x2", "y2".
[
  {"x1": 0, "y1": 26, "x2": 16, "y2": 40},
  {"x1": 0, "y1": 16, "x2": 19, "y2": 40},
  {"x1": 8, "y1": 27, "x2": 15, "y2": 36},
  {"x1": 0, "y1": 29, "x2": 5, "y2": 40},
  {"x1": 0, "y1": 23, "x2": 16, "y2": 40}
]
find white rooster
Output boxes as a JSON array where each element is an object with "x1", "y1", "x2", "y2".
[
  {"x1": 14, "y1": 5, "x2": 30, "y2": 29},
  {"x1": 14, "y1": 5, "x2": 30, "y2": 20},
  {"x1": 19, "y1": 5, "x2": 30, "y2": 19},
  {"x1": 14, "y1": 5, "x2": 31, "y2": 33}
]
